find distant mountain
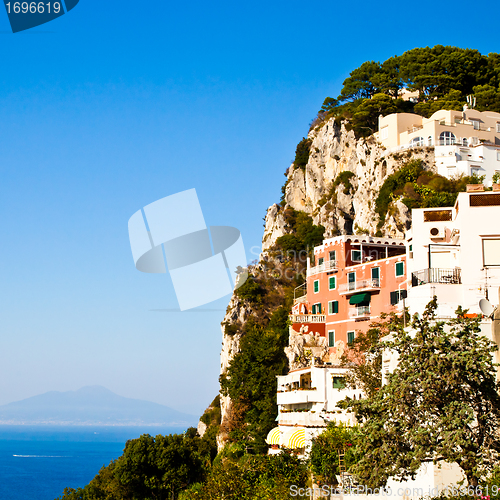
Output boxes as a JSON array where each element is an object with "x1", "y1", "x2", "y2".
[{"x1": 0, "y1": 386, "x2": 197, "y2": 427}]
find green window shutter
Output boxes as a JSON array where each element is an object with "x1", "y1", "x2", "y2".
[
  {"x1": 329, "y1": 250, "x2": 336, "y2": 261},
  {"x1": 396, "y1": 261, "x2": 404, "y2": 276},
  {"x1": 328, "y1": 331, "x2": 334, "y2": 347},
  {"x1": 329, "y1": 276, "x2": 336, "y2": 290},
  {"x1": 371, "y1": 267, "x2": 380, "y2": 279},
  {"x1": 347, "y1": 331, "x2": 355, "y2": 345},
  {"x1": 390, "y1": 291, "x2": 398, "y2": 305},
  {"x1": 312, "y1": 304, "x2": 317, "y2": 314},
  {"x1": 333, "y1": 301, "x2": 338, "y2": 314},
  {"x1": 318, "y1": 257, "x2": 324, "y2": 265},
  {"x1": 314, "y1": 280, "x2": 319, "y2": 293}
]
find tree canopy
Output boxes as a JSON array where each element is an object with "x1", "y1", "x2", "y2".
[{"x1": 316, "y1": 46, "x2": 500, "y2": 136}]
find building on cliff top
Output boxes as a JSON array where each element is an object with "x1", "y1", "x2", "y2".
[{"x1": 375, "y1": 108, "x2": 500, "y2": 184}]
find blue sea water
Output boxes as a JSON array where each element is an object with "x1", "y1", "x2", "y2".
[{"x1": 0, "y1": 425, "x2": 186, "y2": 500}]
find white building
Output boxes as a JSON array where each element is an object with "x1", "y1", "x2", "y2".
[
  {"x1": 406, "y1": 187, "x2": 500, "y2": 320},
  {"x1": 266, "y1": 365, "x2": 361, "y2": 455},
  {"x1": 435, "y1": 143, "x2": 500, "y2": 184}
]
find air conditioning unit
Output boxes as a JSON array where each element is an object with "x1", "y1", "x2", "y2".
[{"x1": 429, "y1": 227, "x2": 445, "y2": 239}]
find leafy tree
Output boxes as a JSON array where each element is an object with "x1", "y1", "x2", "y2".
[
  {"x1": 352, "y1": 298, "x2": 500, "y2": 488},
  {"x1": 196, "y1": 452, "x2": 308, "y2": 499},
  {"x1": 293, "y1": 137, "x2": 312, "y2": 171},
  {"x1": 340, "y1": 312, "x2": 406, "y2": 399},
  {"x1": 219, "y1": 305, "x2": 291, "y2": 451},
  {"x1": 310, "y1": 422, "x2": 360, "y2": 486}
]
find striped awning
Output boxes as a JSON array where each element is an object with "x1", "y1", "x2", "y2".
[
  {"x1": 282, "y1": 427, "x2": 306, "y2": 449},
  {"x1": 266, "y1": 427, "x2": 281, "y2": 445}
]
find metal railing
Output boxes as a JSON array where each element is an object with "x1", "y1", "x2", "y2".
[
  {"x1": 289, "y1": 314, "x2": 326, "y2": 323},
  {"x1": 307, "y1": 260, "x2": 338, "y2": 277},
  {"x1": 411, "y1": 268, "x2": 461, "y2": 287},
  {"x1": 339, "y1": 278, "x2": 380, "y2": 293},
  {"x1": 349, "y1": 306, "x2": 371, "y2": 318},
  {"x1": 294, "y1": 283, "x2": 307, "y2": 302}
]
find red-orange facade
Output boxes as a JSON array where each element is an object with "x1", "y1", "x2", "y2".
[{"x1": 291, "y1": 236, "x2": 407, "y2": 359}]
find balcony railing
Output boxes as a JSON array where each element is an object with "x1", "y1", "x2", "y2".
[
  {"x1": 307, "y1": 260, "x2": 338, "y2": 277},
  {"x1": 293, "y1": 283, "x2": 307, "y2": 303},
  {"x1": 289, "y1": 314, "x2": 326, "y2": 323},
  {"x1": 349, "y1": 306, "x2": 371, "y2": 318},
  {"x1": 411, "y1": 268, "x2": 462, "y2": 287},
  {"x1": 339, "y1": 278, "x2": 380, "y2": 294}
]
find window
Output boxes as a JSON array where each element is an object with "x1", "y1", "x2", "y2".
[
  {"x1": 410, "y1": 136, "x2": 424, "y2": 147},
  {"x1": 351, "y1": 250, "x2": 361, "y2": 262},
  {"x1": 428, "y1": 136, "x2": 433, "y2": 146},
  {"x1": 312, "y1": 303, "x2": 322, "y2": 314},
  {"x1": 328, "y1": 330, "x2": 335, "y2": 347},
  {"x1": 390, "y1": 289, "x2": 407, "y2": 305},
  {"x1": 439, "y1": 131, "x2": 456, "y2": 146},
  {"x1": 462, "y1": 138, "x2": 468, "y2": 146},
  {"x1": 314, "y1": 280, "x2": 319, "y2": 293},
  {"x1": 371, "y1": 267, "x2": 380, "y2": 280},
  {"x1": 329, "y1": 276, "x2": 336, "y2": 290},
  {"x1": 329, "y1": 250, "x2": 336, "y2": 261},
  {"x1": 497, "y1": 152, "x2": 500, "y2": 161},
  {"x1": 471, "y1": 120, "x2": 480, "y2": 130},
  {"x1": 347, "y1": 331, "x2": 355, "y2": 345},
  {"x1": 328, "y1": 300, "x2": 339, "y2": 315},
  {"x1": 471, "y1": 167, "x2": 480, "y2": 176},
  {"x1": 395, "y1": 261, "x2": 405, "y2": 277},
  {"x1": 380, "y1": 127, "x2": 388, "y2": 140},
  {"x1": 497, "y1": 122, "x2": 500, "y2": 133},
  {"x1": 332, "y1": 376, "x2": 346, "y2": 389},
  {"x1": 482, "y1": 239, "x2": 500, "y2": 267},
  {"x1": 348, "y1": 272, "x2": 356, "y2": 291},
  {"x1": 318, "y1": 257, "x2": 324, "y2": 265}
]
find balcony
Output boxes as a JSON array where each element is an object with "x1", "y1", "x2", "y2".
[
  {"x1": 339, "y1": 278, "x2": 381, "y2": 295},
  {"x1": 411, "y1": 268, "x2": 461, "y2": 287},
  {"x1": 278, "y1": 411, "x2": 355, "y2": 427},
  {"x1": 307, "y1": 260, "x2": 338, "y2": 277},
  {"x1": 277, "y1": 389, "x2": 323, "y2": 405},
  {"x1": 349, "y1": 306, "x2": 371, "y2": 319},
  {"x1": 289, "y1": 314, "x2": 326, "y2": 324},
  {"x1": 278, "y1": 411, "x2": 328, "y2": 427}
]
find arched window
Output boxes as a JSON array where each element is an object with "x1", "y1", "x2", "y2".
[
  {"x1": 462, "y1": 137, "x2": 468, "y2": 146},
  {"x1": 439, "y1": 131, "x2": 456, "y2": 146},
  {"x1": 410, "y1": 136, "x2": 424, "y2": 147},
  {"x1": 428, "y1": 136, "x2": 433, "y2": 146}
]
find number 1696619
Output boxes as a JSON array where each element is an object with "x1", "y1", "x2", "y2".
[{"x1": 5, "y1": 2, "x2": 62, "y2": 13}]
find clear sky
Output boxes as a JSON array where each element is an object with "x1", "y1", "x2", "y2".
[{"x1": 0, "y1": 0, "x2": 498, "y2": 416}]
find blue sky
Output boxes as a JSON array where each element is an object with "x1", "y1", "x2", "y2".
[{"x1": 0, "y1": 0, "x2": 498, "y2": 416}]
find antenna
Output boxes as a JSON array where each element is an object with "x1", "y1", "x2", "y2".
[{"x1": 479, "y1": 298, "x2": 495, "y2": 318}]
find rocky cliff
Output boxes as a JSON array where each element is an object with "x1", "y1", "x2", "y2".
[{"x1": 216, "y1": 117, "x2": 435, "y2": 448}]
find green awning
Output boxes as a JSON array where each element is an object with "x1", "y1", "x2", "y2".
[{"x1": 349, "y1": 293, "x2": 371, "y2": 305}]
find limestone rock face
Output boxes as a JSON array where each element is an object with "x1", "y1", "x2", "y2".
[
  {"x1": 217, "y1": 117, "x2": 435, "y2": 449},
  {"x1": 270, "y1": 118, "x2": 434, "y2": 240},
  {"x1": 197, "y1": 420, "x2": 207, "y2": 438}
]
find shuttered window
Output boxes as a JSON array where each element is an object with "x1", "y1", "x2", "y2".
[
  {"x1": 396, "y1": 261, "x2": 405, "y2": 277},
  {"x1": 329, "y1": 276, "x2": 336, "y2": 290},
  {"x1": 328, "y1": 330, "x2": 335, "y2": 347},
  {"x1": 328, "y1": 300, "x2": 338, "y2": 314},
  {"x1": 314, "y1": 280, "x2": 319, "y2": 293},
  {"x1": 347, "y1": 331, "x2": 355, "y2": 345}
]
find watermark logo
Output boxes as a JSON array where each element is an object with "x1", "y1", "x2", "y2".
[
  {"x1": 3, "y1": 0, "x2": 79, "y2": 33},
  {"x1": 128, "y1": 188, "x2": 248, "y2": 311}
]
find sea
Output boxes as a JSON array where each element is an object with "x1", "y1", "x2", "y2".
[{"x1": 0, "y1": 425, "x2": 187, "y2": 500}]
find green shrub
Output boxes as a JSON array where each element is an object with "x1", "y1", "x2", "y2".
[{"x1": 293, "y1": 137, "x2": 312, "y2": 171}]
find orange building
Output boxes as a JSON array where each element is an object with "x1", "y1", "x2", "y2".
[{"x1": 291, "y1": 235, "x2": 408, "y2": 361}]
